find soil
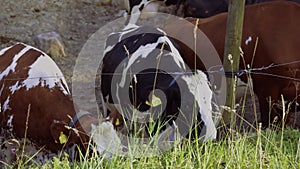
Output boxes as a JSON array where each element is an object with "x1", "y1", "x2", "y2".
[
  {"x1": 0, "y1": 0, "x2": 299, "y2": 131},
  {"x1": 0, "y1": 0, "x2": 126, "y2": 112}
]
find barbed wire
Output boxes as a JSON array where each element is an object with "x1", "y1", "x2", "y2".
[
  {"x1": 1, "y1": 60, "x2": 300, "y2": 82},
  {"x1": 1, "y1": 76, "x2": 65, "y2": 81}
]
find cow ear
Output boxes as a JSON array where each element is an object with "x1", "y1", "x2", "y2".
[{"x1": 50, "y1": 120, "x2": 69, "y2": 144}]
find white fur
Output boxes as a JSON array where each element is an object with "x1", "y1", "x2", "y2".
[
  {"x1": 9, "y1": 81, "x2": 21, "y2": 94},
  {"x1": 181, "y1": 70, "x2": 217, "y2": 141},
  {"x1": 6, "y1": 115, "x2": 14, "y2": 129},
  {"x1": 0, "y1": 43, "x2": 70, "y2": 95},
  {"x1": 3, "y1": 96, "x2": 11, "y2": 111},
  {"x1": 245, "y1": 36, "x2": 252, "y2": 45},
  {"x1": 126, "y1": 0, "x2": 162, "y2": 24},
  {"x1": 119, "y1": 36, "x2": 185, "y2": 87},
  {"x1": 22, "y1": 53, "x2": 69, "y2": 95},
  {"x1": 140, "y1": 1, "x2": 161, "y2": 19},
  {"x1": 91, "y1": 122, "x2": 123, "y2": 158},
  {"x1": 103, "y1": 24, "x2": 139, "y2": 55},
  {"x1": 0, "y1": 45, "x2": 31, "y2": 80}
]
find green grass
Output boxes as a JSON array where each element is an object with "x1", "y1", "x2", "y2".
[{"x1": 8, "y1": 127, "x2": 300, "y2": 169}]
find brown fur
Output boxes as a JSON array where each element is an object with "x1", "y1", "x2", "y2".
[
  {"x1": 164, "y1": 1, "x2": 300, "y2": 127},
  {"x1": 0, "y1": 44, "x2": 99, "y2": 154}
]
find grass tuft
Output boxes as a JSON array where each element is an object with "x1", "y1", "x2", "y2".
[{"x1": 8, "y1": 126, "x2": 299, "y2": 169}]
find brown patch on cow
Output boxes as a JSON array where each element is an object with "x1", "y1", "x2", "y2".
[
  {"x1": 0, "y1": 43, "x2": 25, "y2": 73},
  {"x1": 164, "y1": 1, "x2": 300, "y2": 127},
  {"x1": 106, "y1": 110, "x2": 125, "y2": 131},
  {"x1": 1, "y1": 48, "x2": 43, "y2": 92},
  {"x1": 3, "y1": 85, "x2": 76, "y2": 151},
  {"x1": 14, "y1": 48, "x2": 43, "y2": 73}
]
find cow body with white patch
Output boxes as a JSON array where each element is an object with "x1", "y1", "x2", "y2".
[
  {"x1": 164, "y1": 1, "x2": 300, "y2": 127},
  {"x1": 0, "y1": 43, "x2": 122, "y2": 164},
  {"x1": 100, "y1": 24, "x2": 217, "y2": 141}
]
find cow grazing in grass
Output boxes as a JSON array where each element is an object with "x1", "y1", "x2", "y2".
[
  {"x1": 0, "y1": 43, "x2": 122, "y2": 165},
  {"x1": 99, "y1": 23, "x2": 217, "y2": 141},
  {"x1": 124, "y1": 0, "x2": 300, "y2": 18},
  {"x1": 164, "y1": 1, "x2": 300, "y2": 127}
]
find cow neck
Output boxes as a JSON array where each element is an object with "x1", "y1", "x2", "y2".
[
  {"x1": 67, "y1": 110, "x2": 95, "y2": 152},
  {"x1": 68, "y1": 110, "x2": 91, "y2": 128}
]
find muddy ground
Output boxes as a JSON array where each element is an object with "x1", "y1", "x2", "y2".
[{"x1": 0, "y1": 0, "x2": 299, "y2": 131}]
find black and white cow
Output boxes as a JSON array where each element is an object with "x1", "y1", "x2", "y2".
[{"x1": 99, "y1": 23, "x2": 217, "y2": 141}]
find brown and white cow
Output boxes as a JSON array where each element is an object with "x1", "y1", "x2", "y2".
[
  {"x1": 0, "y1": 43, "x2": 122, "y2": 164},
  {"x1": 163, "y1": 1, "x2": 300, "y2": 127}
]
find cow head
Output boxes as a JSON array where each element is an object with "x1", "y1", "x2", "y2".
[{"x1": 49, "y1": 113, "x2": 123, "y2": 158}]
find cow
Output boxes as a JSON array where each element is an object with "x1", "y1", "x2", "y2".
[
  {"x1": 163, "y1": 1, "x2": 300, "y2": 127},
  {"x1": 99, "y1": 23, "x2": 217, "y2": 142},
  {"x1": 124, "y1": 0, "x2": 300, "y2": 19},
  {"x1": 0, "y1": 43, "x2": 123, "y2": 165}
]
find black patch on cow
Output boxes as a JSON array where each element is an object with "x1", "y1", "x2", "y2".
[
  {"x1": 128, "y1": 0, "x2": 150, "y2": 13},
  {"x1": 99, "y1": 24, "x2": 209, "y2": 138},
  {"x1": 139, "y1": 4, "x2": 145, "y2": 11},
  {"x1": 101, "y1": 25, "x2": 170, "y2": 104},
  {"x1": 183, "y1": 0, "x2": 228, "y2": 18},
  {"x1": 165, "y1": 0, "x2": 182, "y2": 6}
]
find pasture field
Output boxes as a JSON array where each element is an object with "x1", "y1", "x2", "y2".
[
  {"x1": 8, "y1": 126, "x2": 300, "y2": 169},
  {"x1": 1, "y1": 1, "x2": 300, "y2": 169}
]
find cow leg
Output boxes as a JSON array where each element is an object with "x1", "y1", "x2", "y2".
[{"x1": 255, "y1": 84, "x2": 281, "y2": 128}]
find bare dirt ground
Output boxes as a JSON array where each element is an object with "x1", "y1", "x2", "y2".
[
  {"x1": 0, "y1": 0, "x2": 123, "y2": 79},
  {"x1": 0, "y1": 0, "x2": 299, "y2": 130},
  {"x1": 0, "y1": 0, "x2": 126, "y2": 113}
]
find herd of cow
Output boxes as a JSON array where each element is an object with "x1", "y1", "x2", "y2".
[{"x1": 0, "y1": 0, "x2": 299, "y2": 165}]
